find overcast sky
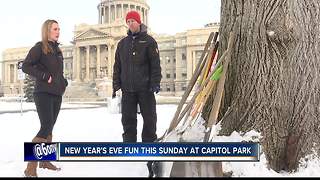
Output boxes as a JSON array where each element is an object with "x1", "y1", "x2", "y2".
[{"x1": 0, "y1": 0, "x2": 221, "y2": 80}]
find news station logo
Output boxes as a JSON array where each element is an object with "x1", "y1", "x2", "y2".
[{"x1": 24, "y1": 143, "x2": 58, "y2": 161}]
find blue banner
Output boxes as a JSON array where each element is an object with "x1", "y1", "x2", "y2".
[
  {"x1": 57, "y1": 142, "x2": 259, "y2": 161},
  {"x1": 24, "y1": 142, "x2": 259, "y2": 161}
]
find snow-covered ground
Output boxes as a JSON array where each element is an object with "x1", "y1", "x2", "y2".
[
  {"x1": 0, "y1": 101, "x2": 319, "y2": 177},
  {"x1": 0, "y1": 97, "x2": 103, "y2": 112}
]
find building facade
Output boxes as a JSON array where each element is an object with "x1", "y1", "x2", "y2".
[{"x1": 1, "y1": 0, "x2": 219, "y2": 98}]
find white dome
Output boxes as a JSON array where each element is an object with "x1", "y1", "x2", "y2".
[{"x1": 98, "y1": 0, "x2": 150, "y2": 26}]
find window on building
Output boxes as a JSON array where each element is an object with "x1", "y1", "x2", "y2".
[
  {"x1": 182, "y1": 86, "x2": 186, "y2": 91},
  {"x1": 182, "y1": 53, "x2": 186, "y2": 60},
  {"x1": 174, "y1": 73, "x2": 176, "y2": 79},
  {"x1": 196, "y1": 51, "x2": 202, "y2": 61},
  {"x1": 182, "y1": 73, "x2": 187, "y2": 78},
  {"x1": 166, "y1": 74, "x2": 171, "y2": 78},
  {"x1": 166, "y1": 56, "x2": 170, "y2": 63},
  {"x1": 167, "y1": 87, "x2": 171, "y2": 92},
  {"x1": 174, "y1": 58, "x2": 176, "y2": 63}
]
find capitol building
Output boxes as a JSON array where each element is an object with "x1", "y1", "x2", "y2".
[{"x1": 1, "y1": 0, "x2": 219, "y2": 100}]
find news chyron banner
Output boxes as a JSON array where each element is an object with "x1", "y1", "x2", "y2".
[{"x1": 24, "y1": 142, "x2": 260, "y2": 162}]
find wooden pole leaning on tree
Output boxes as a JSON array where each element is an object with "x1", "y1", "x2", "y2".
[
  {"x1": 171, "y1": 48, "x2": 230, "y2": 134},
  {"x1": 191, "y1": 41, "x2": 219, "y2": 120},
  {"x1": 180, "y1": 41, "x2": 220, "y2": 129},
  {"x1": 204, "y1": 31, "x2": 236, "y2": 142},
  {"x1": 167, "y1": 32, "x2": 235, "y2": 178},
  {"x1": 158, "y1": 50, "x2": 229, "y2": 144},
  {"x1": 199, "y1": 41, "x2": 219, "y2": 86},
  {"x1": 158, "y1": 32, "x2": 218, "y2": 140},
  {"x1": 197, "y1": 31, "x2": 235, "y2": 178}
]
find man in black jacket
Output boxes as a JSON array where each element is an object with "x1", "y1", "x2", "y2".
[{"x1": 113, "y1": 10, "x2": 162, "y2": 143}]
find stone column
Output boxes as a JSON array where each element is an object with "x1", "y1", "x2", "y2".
[
  {"x1": 86, "y1": 46, "x2": 90, "y2": 81},
  {"x1": 4, "y1": 63, "x2": 7, "y2": 83},
  {"x1": 1, "y1": 62, "x2": 4, "y2": 83},
  {"x1": 121, "y1": 4, "x2": 123, "y2": 18},
  {"x1": 145, "y1": 10, "x2": 148, "y2": 26},
  {"x1": 107, "y1": 44, "x2": 113, "y2": 78},
  {"x1": 7, "y1": 64, "x2": 11, "y2": 83},
  {"x1": 187, "y1": 49, "x2": 193, "y2": 81},
  {"x1": 142, "y1": 8, "x2": 145, "y2": 23},
  {"x1": 72, "y1": 47, "x2": 76, "y2": 81},
  {"x1": 96, "y1": 45, "x2": 101, "y2": 78},
  {"x1": 108, "y1": 5, "x2": 111, "y2": 24},
  {"x1": 113, "y1": 3, "x2": 116, "y2": 20},
  {"x1": 145, "y1": 8, "x2": 148, "y2": 25},
  {"x1": 98, "y1": 5, "x2": 102, "y2": 24},
  {"x1": 71, "y1": 48, "x2": 75, "y2": 80},
  {"x1": 111, "y1": 45, "x2": 116, "y2": 76},
  {"x1": 192, "y1": 51, "x2": 196, "y2": 74},
  {"x1": 103, "y1": 6, "x2": 105, "y2": 24},
  {"x1": 125, "y1": 4, "x2": 128, "y2": 15},
  {"x1": 6, "y1": 63, "x2": 10, "y2": 83},
  {"x1": 139, "y1": 7, "x2": 143, "y2": 21},
  {"x1": 75, "y1": 47, "x2": 81, "y2": 81},
  {"x1": 4, "y1": 63, "x2": 8, "y2": 83},
  {"x1": 104, "y1": 6, "x2": 107, "y2": 24},
  {"x1": 14, "y1": 64, "x2": 17, "y2": 83}
]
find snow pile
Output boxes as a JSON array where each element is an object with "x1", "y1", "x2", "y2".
[
  {"x1": 0, "y1": 102, "x2": 320, "y2": 177},
  {"x1": 181, "y1": 116, "x2": 206, "y2": 142}
]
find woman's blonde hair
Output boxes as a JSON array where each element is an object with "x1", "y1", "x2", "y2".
[{"x1": 41, "y1": 19, "x2": 59, "y2": 55}]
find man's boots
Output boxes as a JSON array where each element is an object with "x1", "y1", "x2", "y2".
[
  {"x1": 39, "y1": 134, "x2": 61, "y2": 171},
  {"x1": 24, "y1": 137, "x2": 47, "y2": 177},
  {"x1": 147, "y1": 161, "x2": 154, "y2": 177}
]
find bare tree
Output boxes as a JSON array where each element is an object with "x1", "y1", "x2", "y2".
[{"x1": 203, "y1": 0, "x2": 320, "y2": 172}]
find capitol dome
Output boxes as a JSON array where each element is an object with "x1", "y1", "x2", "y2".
[{"x1": 97, "y1": 0, "x2": 150, "y2": 26}]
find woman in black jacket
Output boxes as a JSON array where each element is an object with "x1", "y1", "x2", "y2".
[{"x1": 22, "y1": 19, "x2": 68, "y2": 177}]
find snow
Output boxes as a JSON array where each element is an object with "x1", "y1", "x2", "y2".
[{"x1": 0, "y1": 101, "x2": 319, "y2": 177}]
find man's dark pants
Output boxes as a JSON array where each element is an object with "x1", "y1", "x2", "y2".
[{"x1": 121, "y1": 91, "x2": 157, "y2": 143}]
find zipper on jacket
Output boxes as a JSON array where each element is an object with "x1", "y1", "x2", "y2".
[{"x1": 129, "y1": 36, "x2": 135, "y2": 91}]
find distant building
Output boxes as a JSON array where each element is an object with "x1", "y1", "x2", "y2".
[
  {"x1": 0, "y1": 80, "x2": 4, "y2": 97},
  {"x1": 0, "y1": 0, "x2": 219, "y2": 98}
]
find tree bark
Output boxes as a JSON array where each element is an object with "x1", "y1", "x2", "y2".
[{"x1": 203, "y1": 0, "x2": 320, "y2": 172}]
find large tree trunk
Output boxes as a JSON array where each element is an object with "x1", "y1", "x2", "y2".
[{"x1": 203, "y1": 0, "x2": 320, "y2": 172}]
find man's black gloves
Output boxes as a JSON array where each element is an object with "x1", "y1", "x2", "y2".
[
  {"x1": 112, "y1": 89, "x2": 117, "y2": 99},
  {"x1": 112, "y1": 87, "x2": 120, "y2": 99},
  {"x1": 150, "y1": 85, "x2": 160, "y2": 94}
]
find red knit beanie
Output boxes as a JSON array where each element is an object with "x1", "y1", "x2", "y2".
[{"x1": 126, "y1": 11, "x2": 141, "y2": 24}]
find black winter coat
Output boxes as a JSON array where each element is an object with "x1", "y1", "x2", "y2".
[
  {"x1": 22, "y1": 41, "x2": 68, "y2": 96},
  {"x1": 113, "y1": 24, "x2": 162, "y2": 92}
]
